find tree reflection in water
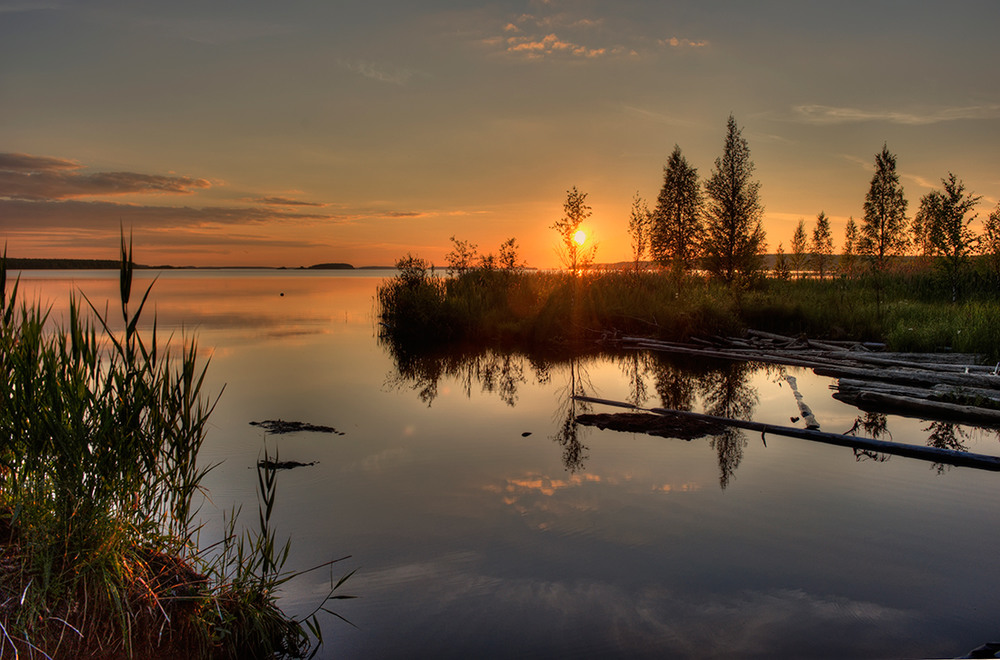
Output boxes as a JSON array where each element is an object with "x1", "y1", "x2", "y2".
[
  {"x1": 925, "y1": 421, "x2": 970, "y2": 474},
  {"x1": 550, "y1": 358, "x2": 594, "y2": 473},
  {"x1": 383, "y1": 348, "x2": 528, "y2": 407},
  {"x1": 696, "y1": 362, "x2": 759, "y2": 490}
]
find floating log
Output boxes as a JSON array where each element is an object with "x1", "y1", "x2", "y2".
[
  {"x1": 814, "y1": 365, "x2": 1000, "y2": 391},
  {"x1": 785, "y1": 374, "x2": 820, "y2": 429},
  {"x1": 834, "y1": 391, "x2": 1000, "y2": 426},
  {"x1": 572, "y1": 395, "x2": 1000, "y2": 472}
]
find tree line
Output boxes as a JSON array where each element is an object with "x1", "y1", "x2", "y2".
[{"x1": 556, "y1": 115, "x2": 1000, "y2": 296}]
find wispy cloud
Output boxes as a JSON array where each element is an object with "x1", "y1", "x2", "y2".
[
  {"x1": 488, "y1": 11, "x2": 705, "y2": 60},
  {"x1": 252, "y1": 196, "x2": 326, "y2": 207},
  {"x1": 659, "y1": 36, "x2": 708, "y2": 48},
  {"x1": 339, "y1": 59, "x2": 427, "y2": 85},
  {"x1": 793, "y1": 104, "x2": 1000, "y2": 126},
  {"x1": 0, "y1": 153, "x2": 211, "y2": 201}
]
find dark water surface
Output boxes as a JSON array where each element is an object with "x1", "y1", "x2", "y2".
[{"x1": 17, "y1": 270, "x2": 1000, "y2": 659}]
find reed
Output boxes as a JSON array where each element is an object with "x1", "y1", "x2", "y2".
[
  {"x1": 0, "y1": 240, "x2": 351, "y2": 658},
  {"x1": 377, "y1": 264, "x2": 1000, "y2": 360}
]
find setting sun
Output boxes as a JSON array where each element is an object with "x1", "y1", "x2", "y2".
[{"x1": 573, "y1": 230, "x2": 587, "y2": 245}]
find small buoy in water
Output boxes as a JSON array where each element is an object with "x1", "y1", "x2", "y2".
[
  {"x1": 521, "y1": 432, "x2": 532, "y2": 437},
  {"x1": 279, "y1": 292, "x2": 284, "y2": 297}
]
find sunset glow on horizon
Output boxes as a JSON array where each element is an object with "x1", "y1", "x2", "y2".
[{"x1": 1, "y1": 1, "x2": 998, "y2": 268}]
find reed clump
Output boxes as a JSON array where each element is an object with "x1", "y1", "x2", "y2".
[
  {"x1": 0, "y1": 241, "x2": 351, "y2": 658},
  {"x1": 377, "y1": 264, "x2": 1000, "y2": 360}
]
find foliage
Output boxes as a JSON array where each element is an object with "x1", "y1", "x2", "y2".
[
  {"x1": 981, "y1": 202, "x2": 1000, "y2": 280},
  {"x1": 772, "y1": 243, "x2": 790, "y2": 280},
  {"x1": 810, "y1": 211, "x2": 834, "y2": 279},
  {"x1": 703, "y1": 115, "x2": 766, "y2": 284},
  {"x1": 445, "y1": 236, "x2": 478, "y2": 277},
  {"x1": 790, "y1": 219, "x2": 808, "y2": 277},
  {"x1": 378, "y1": 265, "x2": 1000, "y2": 361},
  {"x1": 923, "y1": 172, "x2": 981, "y2": 301},
  {"x1": 552, "y1": 186, "x2": 596, "y2": 271},
  {"x1": 498, "y1": 237, "x2": 524, "y2": 272},
  {"x1": 651, "y1": 145, "x2": 703, "y2": 275},
  {"x1": 377, "y1": 254, "x2": 448, "y2": 343},
  {"x1": 627, "y1": 192, "x2": 652, "y2": 272},
  {"x1": 859, "y1": 144, "x2": 909, "y2": 274},
  {"x1": 0, "y1": 239, "x2": 352, "y2": 658},
  {"x1": 840, "y1": 216, "x2": 858, "y2": 277}
]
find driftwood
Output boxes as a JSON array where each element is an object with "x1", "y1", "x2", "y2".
[
  {"x1": 577, "y1": 412, "x2": 724, "y2": 439},
  {"x1": 257, "y1": 458, "x2": 317, "y2": 470},
  {"x1": 834, "y1": 391, "x2": 1000, "y2": 426},
  {"x1": 573, "y1": 395, "x2": 1000, "y2": 472},
  {"x1": 614, "y1": 332, "x2": 999, "y2": 428}
]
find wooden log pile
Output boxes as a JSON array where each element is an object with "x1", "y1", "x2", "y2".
[{"x1": 612, "y1": 330, "x2": 1000, "y2": 428}]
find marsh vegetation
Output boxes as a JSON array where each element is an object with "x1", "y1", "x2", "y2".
[{"x1": 0, "y1": 243, "x2": 351, "y2": 658}]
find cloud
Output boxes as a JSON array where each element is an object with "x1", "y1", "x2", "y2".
[
  {"x1": 252, "y1": 196, "x2": 326, "y2": 207},
  {"x1": 338, "y1": 59, "x2": 427, "y2": 85},
  {"x1": 0, "y1": 152, "x2": 80, "y2": 172},
  {"x1": 793, "y1": 104, "x2": 1000, "y2": 126},
  {"x1": 0, "y1": 199, "x2": 343, "y2": 232},
  {"x1": 659, "y1": 36, "x2": 709, "y2": 48},
  {"x1": 0, "y1": 152, "x2": 211, "y2": 201},
  {"x1": 504, "y1": 32, "x2": 608, "y2": 59}
]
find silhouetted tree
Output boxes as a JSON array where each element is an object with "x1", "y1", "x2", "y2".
[
  {"x1": 627, "y1": 192, "x2": 652, "y2": 272},
  {"x1": 790, "y1": 219, "x2": 807, "y2": 277},
  {"x1": 651, "y1": 145, "x2": 703, "y2": 276},
  {"x1": 811, "y1": 211, "x2": 834, "y2": 279},
  {"x1": 859, "y1": 144, "x2": 908, "y2": 274},
  {"x1": 703, "y1": 115, "x2": 766, "y2": 284},
  {"x1": 498, "y1": 237, "x2": 524, "y2": 272},
  {"x1": 772, "y1": 242, "x2": 790, "y2": 280},
  {"x1": 981, "y1": 203, "x2": 1000, "y2": 282},
  {"x1": 840, "y1": 216, "x2": 858, "y2": 277},
  {"x1": 445, "y1": 236, "x2": 478, "y2": 276},
  {"x1": 924, "y1": 173, "x2": 981, "y2": 301},
  {"x1": 552, "y1": 186, "x2": 596, "y2": 271}
]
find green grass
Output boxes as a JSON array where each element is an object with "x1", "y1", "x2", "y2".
[
  {"x1": 377, "y1": 263, "x2": 1000, "y2": 360},
  {"x1": 0, "y1": 241, "x2": 352, "y2": 658}
]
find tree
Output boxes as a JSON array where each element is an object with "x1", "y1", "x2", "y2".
[
  {"x1": 924, "y1": 172, "x2": 981, "y2": 301},
  {"x1": 810, "y1": 211, "x2": 834, "y2": 280},
  {"x1": 858, "y1": 144, "x2": 908, "y2": 274},
  {"x1": 498, "y1": 237, "x2": 523, "y2": 272},
  {"x1": 840, "y1": 216, "x2": 858, "y2": 277},
  {"x1": 790, "y1": 219, "x2": 807, "y2": 277},
  {"x1": 445, "y1": 236, "x2": 478, "y2": 277},
  {"x1": 552, "y1": 186, "x2": 595, "y2": 271},
  {"x1": 651, "y1": 145, "x2": 703, "y2": 275},
  {"x1": 772, "y1": 243, "x2": 790, "y2": 280},
  {"x1": 981, "y1": 203, "x2": 1000, "y2": 281},
  {"x1": 703, "y1": 115, "x2": 766, "y2": 284},
  {"x1": 627, "y1": 192, "x2": 652, "y2": 272}
]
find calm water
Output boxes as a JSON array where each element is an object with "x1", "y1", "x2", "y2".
[{"x1": 15, "y1": 269, "x2": 1000, "y2": 659}]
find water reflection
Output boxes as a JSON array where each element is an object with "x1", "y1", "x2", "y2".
[
  {"x1": 383, "y1": 348, "x2": 530, "y2": 407},
  {"x1": 551, "y1": 358, "x2": 593, "y2": 474},
  {"x1": 697, "y1": 362, "x2": 759, "y2": 490}
]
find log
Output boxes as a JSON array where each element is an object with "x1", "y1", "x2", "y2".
[
  {"x1": 572, "y1": 395, "x2": 1000, "y2": 472},
  {"x1": 813, "y1": 365, "x2": 1000, "y2": 391},
  {"x1": 785, "y1": 374, "x2": 820, "y2": 429},
  {"x1": 848, "y1": 391, "x2": 1000, "y2": 426}
]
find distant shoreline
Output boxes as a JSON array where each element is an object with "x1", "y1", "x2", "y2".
[{"x1": 5, "y1": 258, "x2": 396, "y2": 271}]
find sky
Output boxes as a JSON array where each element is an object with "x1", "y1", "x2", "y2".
[{"x1": 2, "y1": 0, "x2": 998, "y2": 268}]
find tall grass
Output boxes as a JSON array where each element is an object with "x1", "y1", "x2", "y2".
[
  {"x1": 0, "y1": 241, "x2": 351, "y2": 657},
  {"x1": 377, "y1": 264, "x2": 1000, "y2": 360}
]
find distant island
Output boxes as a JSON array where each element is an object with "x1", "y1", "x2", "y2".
[{"x1": 306, "y1": 263, "x2": 354, "y2": 270}]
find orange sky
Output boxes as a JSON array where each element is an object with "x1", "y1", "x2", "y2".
[{"x1": 2, "y1": 1, "x2": 998, "y2": 268}]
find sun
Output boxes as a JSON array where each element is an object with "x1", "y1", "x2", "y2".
[{"x1": 573, "y1": 230, "x2": 587, "y2": 246}]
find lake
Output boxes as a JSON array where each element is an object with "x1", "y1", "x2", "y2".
[{"x1": 14, "y1": 269, "x2": 1000, "y2": 659}]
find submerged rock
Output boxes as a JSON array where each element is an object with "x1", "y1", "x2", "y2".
[{"x1": 250, "y1": 419, "x2": 345, "y2": 435}]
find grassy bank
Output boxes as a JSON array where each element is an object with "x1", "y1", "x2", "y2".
[
  {"x1": 377, "y1": 263, "x2": 1000, "y2": 360},
  {"x1": 0, "y1": 245, "x2": 350, "y2": 658}
]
